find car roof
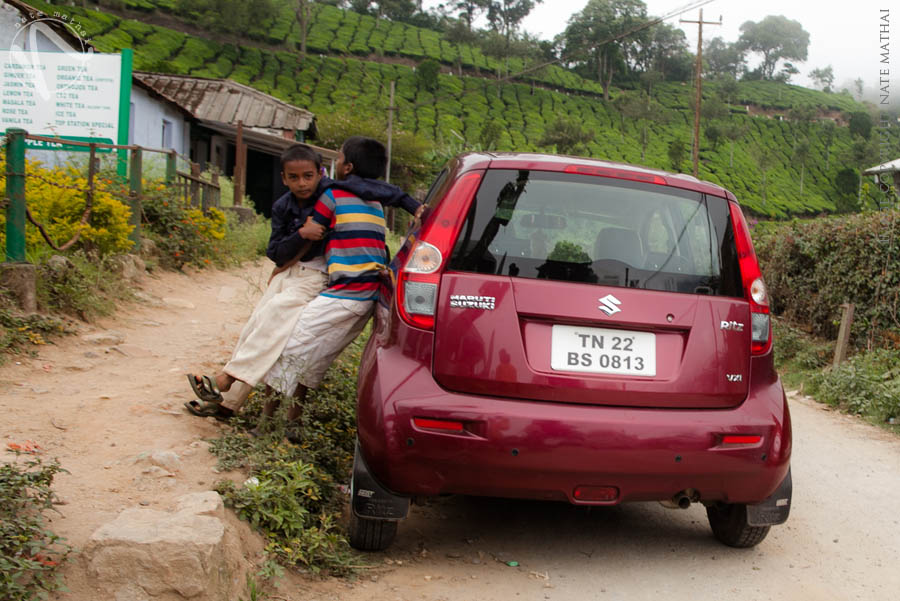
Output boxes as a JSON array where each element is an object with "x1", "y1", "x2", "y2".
[{"x1": 455, "y1": 152, "x2": 737, "y2": 202}]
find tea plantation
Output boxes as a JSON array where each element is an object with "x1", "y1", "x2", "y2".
[{"x1": 27, "y1": 0, "x2": 899, "y2": 217}]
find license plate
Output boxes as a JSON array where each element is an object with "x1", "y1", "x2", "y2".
[{"x1": 550, "y1": 325, "x2": 656, "y2": 376}]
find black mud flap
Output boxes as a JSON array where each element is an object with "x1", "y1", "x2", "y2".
[
  {"x1": 351, "y1": 442, "x2": 410, "y2": 521},
  {"x1": 747, "y1": 468, "x2": 792, "y2": 526}
]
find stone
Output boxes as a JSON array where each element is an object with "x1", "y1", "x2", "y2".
[
  {"x1": 46, "y1": 254, "x2": 74, "y2": 274},
  {"x1": 163, "y1": 297, "x2": 196, "y2": 310},
  {"x1": 83, "y1": 331, "x2": 126, "y2": 346},
  {"x1": 109, "y1": 254, "x2": 145, "y2": 283},
  {"x1": 0, "y1": 262, "x2": 37, "y2": 312},
  {"x1": 84, "y1": 492, "x2": 241, "y2": 601},
  {"x1": 139, "y1": 237, "x2": 159, "y2": 259},
  {"x1": 174, "y1": 491, "x2": 224, "y2": 519},
  {"x1": 150, "y1": 450, "x2": 181, "y2": 472},
  {"x1": 134, "y1": 291, "x2": 163, "y2": 307}
]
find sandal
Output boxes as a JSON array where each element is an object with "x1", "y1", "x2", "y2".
[
  {"x1": 187, "y1": 374, "x2": 223, "y2": 403},
  {"x1": 183, "y1": 399, "x2": 232, "y2": 422}
]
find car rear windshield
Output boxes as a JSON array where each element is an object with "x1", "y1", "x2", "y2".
[{"x1": 448, "y1": 169, "x2": 743, "y2": 297}]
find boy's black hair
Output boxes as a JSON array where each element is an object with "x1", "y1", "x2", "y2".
[
  {"x1": 280, "y1": 144, "x2": 322, "y2": 171},
  {"x1": 341, "y1": 136, "x2": 387, "y2": 179}
]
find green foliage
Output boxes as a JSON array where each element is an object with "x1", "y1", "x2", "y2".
[
  {"x1": 753, "y1": 212, "x2": 900, "y2": 349},
  {"x1": 548, "y1": 240, "x2": 590, "y2": 263},
  {"x1": 538, "y1": 116, "x2": 593, "y2": 155},
  {"x1": 738, "y1": 15, "x2": 810, "y2": 80},
  {"x1": 140, "y1": 186, "x2": 227, "y2": 269},
  {"x1": 34, "y1": 251, "x2": 128, "y2": 321},
  {"x1": 0, "y1": 447, "x2": 73, "y2": 601},
  {"x1": 806, "y1": 350, "x2": 900, "y2": 423},
  {"x1": 0, "y1": 157, "x2": 134, "y2": 258},
  {"x1": 0, "y1": 292, "x2": 68, "y2": 364},
  {"x1": 210, "y1": 333, "x2": 368, "y2": 574}
]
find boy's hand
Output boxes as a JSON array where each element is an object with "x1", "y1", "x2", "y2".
[
  {"x1": 299, "y1": 216, "x2": 326, "y2": 241},
  {"x1": 412, "y1": 204, "x2": 426, "y2": 229}
]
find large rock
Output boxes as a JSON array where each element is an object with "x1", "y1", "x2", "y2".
[{"x1": 83, "y1": 492, "x2": 245, "y2": 601}]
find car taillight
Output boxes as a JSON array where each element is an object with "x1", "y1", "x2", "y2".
[
  {"x1": 397, "y1": 171, "x2": 484, "y2": 330},
  {"x1": 728, "y1": 202, "x2": 771, "y2": 355}
]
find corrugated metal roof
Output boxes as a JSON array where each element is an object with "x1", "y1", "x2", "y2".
[
  {"x1": 133, "y1": 71, "x2": 315, "y2": 133},
  {"x1": 864, "y1": 158, "x2": 900, "y2": 175}
]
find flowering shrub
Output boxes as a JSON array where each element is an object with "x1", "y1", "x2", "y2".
[
  {"x1": 0, "y1": 155, "x2": 134, "y2": 257},
  {"x1": 141, "y1": 186, "x2": 227, "y2": 269}
]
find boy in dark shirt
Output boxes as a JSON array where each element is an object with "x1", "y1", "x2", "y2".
[{"x1": 186, "y1": 143, "x2": 422, "y2": 421}]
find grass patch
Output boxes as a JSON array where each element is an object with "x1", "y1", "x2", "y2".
[
  {"x1": 774, "y1": 318, "x2": 900, "y2": 432},
  {"x1": 210, "y1": 331, "x2": 367, "y2": 575},
  {"x1": 0, "y1": 292, "x2": 69, "y2": 366}
]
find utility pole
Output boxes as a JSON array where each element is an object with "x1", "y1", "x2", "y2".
[{"x1": 680, "y1": 9, "x2": 720, "y2": 177}]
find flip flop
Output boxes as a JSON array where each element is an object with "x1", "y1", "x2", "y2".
[
  {"x1": 187, "y1": 374, "x2": 223, "y2": 403},
  {"x1": 183, "y1": 399, "x2": 232, "y2": 422}
]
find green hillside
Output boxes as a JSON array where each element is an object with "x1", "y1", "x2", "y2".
[{"x1": 26, "y1": 0, "x2": 899, "y2": 217}]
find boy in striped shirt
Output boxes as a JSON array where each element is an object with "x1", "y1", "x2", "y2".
[{"x1": 261, "y1": 137, "x2": 422, "y2": 436}]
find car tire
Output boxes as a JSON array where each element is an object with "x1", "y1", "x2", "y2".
[
  {"x1": 706, "y1": 502, "x2": 770, "y2": 548},
  {"x1": 348, "y1": 512, "x2": 398, "y2": 551}
]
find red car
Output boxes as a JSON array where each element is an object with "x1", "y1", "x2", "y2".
[{"x1": 349, "y1": 153, "x2": 791, "y2": 551}]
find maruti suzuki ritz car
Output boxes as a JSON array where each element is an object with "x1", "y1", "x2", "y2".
[{"x1": 349, "y1": 153, "x2": 792, "y2": 551}]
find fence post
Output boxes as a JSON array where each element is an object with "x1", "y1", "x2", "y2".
[
  {"x1": 190, "y1": 162, "x2": 200, "y2": 207},
  {"x1": 165, "y1": 150, "x2": 176, "y2": 184},
  {"x1": 128, "y1": 146, "x2": 142, "y2": 251},
  {"x1": 211, "y1": 171, "x2": 220, "y2": 208},
  {"x1": 832, "y1": 303, "x2": 855, "y2": 369},
  {"x1": 4, "y1": 128, "x2": 26, "y2": 263},
  {"x1": 201, "y1": 180, "x2": 210, "y2": 214}
]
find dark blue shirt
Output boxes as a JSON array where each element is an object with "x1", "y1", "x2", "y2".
[{"x1": 265, "y1": 175, "x2": 421, "y2": 267}]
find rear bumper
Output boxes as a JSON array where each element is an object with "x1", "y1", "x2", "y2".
[{"x1": 357, "y1": 345, "x2": 791, "y2": 507}]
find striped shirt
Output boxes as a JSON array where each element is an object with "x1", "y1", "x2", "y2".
[{"x1": 311, "y1": 187, "x2": 387, "y2": 301}]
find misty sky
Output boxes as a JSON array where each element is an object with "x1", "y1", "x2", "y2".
[{"x1": 423, "y1": 0, "x2": 895, "y2": 100}]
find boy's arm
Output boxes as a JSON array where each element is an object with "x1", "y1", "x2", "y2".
[
  {"x1": 330, "y1": 176, "x2": 422, "y2": 216},
  {"x1": 266, "y1": 198, "x2": 325, "y2": 266}
]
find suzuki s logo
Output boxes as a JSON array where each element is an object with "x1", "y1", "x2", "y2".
[{"x1": 598, "y1": 294, "x2": 622, "y2": 316}]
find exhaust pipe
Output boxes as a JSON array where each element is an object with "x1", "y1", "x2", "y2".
[{"x1": 659, "y1": 488, "x2": 700, "y2": 510}]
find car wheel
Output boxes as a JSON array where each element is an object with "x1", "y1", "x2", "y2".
[
  {"x1": 706, "y1": 502, "x2": 770, "y2": 548},
  {"x1": 348, "y1": 511, "x2": 398, "y2": 551}
]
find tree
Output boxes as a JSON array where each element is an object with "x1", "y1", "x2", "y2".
[
  {"x1": 615, "y1": 92, "x2": 668, "y2": 161},
  {"x1": 637, "y1": 22, "x2": 692, "y2": 82},
  {"x1": 848, "y1": 111, "x2": 873, "y2": 140},
  {"x1": 668, "y1": 138, "x2": 686, "y2": 172},
  {"x1": 821, "y1": 119, "x2": 836, "y2": 169},
  {"x1": 774, "y1": 61, "x2": 799, "y2": 83},
  {"x1": 296, "y1": 0, "x2": 311, "y2": 57},
  {"x1": 704, "y1": 37, "x2": 745, "y2": 78},
  {"x1": 486, "y1": 0, "x2": 542, "y2": 73},
  {"x1": 853, "y1": 77, "x2": 864, "y2": 99},
  {"x1": 447, "y1": 0, "x2": 491, "y2": 31},
  {"x1": 834, "y1": 168, "x2": 860, "y2": 213},
  {"x1": 416, "y1": 59, "x2": 441, "y2": 91},
  {"x1": 561, "y1": 0, "x2": 648, "y2": 101},
  {"x1": 809, "y1": 66, "x2": 834, "y2": 92},
  {"x1": 715, "y1": 75, "x2": 739, "y2": 105},
  {"x1": 737, "y1": 15, "x2": 810, "y2": 80},
  {"x1": 538, "y1": 117, "x2": 594, "y2": 155},
  {"x1": 723, "y1": 121, "x2": 749, "y2": 168},
  {"x1": 793, "y1": 138, "x2": 810, "y2": 196}
]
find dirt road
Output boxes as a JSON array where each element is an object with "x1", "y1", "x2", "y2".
[{"x1": 2, "y1": 261, "x2": 899, "y2": 601}]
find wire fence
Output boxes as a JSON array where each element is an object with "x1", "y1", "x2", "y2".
[{"x1": 2, "y1": 129, "x2": 220, "y2": 262}]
